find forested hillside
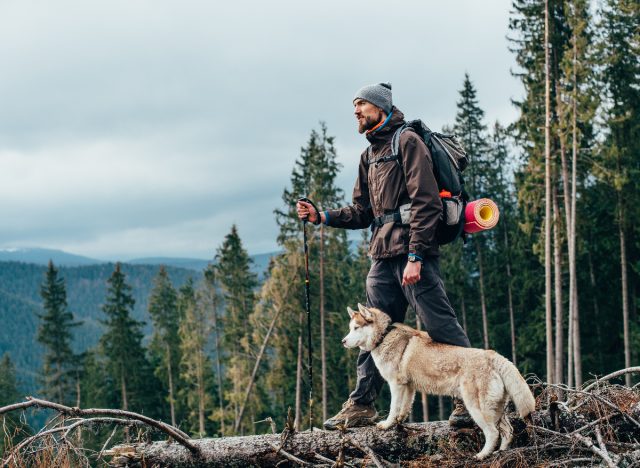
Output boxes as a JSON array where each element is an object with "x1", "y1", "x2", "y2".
[{"x1": 0, "y1": 262, "x2": 197, "y2": 395}]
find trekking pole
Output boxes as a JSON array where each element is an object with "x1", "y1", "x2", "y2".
[{"x1": 298, "y1": 197, "x2": 318, "y2": 431}]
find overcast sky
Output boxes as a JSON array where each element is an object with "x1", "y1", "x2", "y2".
[{"x1": 0, "y1": 0, "x2": 522, "y2": 261}]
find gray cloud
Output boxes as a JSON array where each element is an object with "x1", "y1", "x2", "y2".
[{"x1": 0, "y1": 0, "x2": 521, "y2": 259}]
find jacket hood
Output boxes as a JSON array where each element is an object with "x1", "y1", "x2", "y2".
[{"x1": 365, "y1": 107, "x2": 405, "y2": 145}]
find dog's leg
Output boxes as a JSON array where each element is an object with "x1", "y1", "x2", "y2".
[
  {"x1": 397, "y1": 384, "x2": 415, "y2": 423},
  {"x1": 377, "y1": 382, "x2": 405, "y2": 430},
  {"x1": 498, "y1": 412, "x2": 513, "y2": 451},
  {"x1": 461, "y1": 391, "x2": 500, "y2": 460}
]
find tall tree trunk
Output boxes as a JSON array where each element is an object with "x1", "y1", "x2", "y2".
[
  {"x1": 294, "y1": 310, "x2": 303, "y2": 431},
  {"x1": 167, "y1": 344, "x2": 176, "y2": 427},
  {"x1": 211, "y1": 300, "x2": 225, "y2": 435},
  {"x1": 120, "y1": 366, "x2": 129, "y2": 441},
  {"x1": 121, "y1": 366, "x2": 128, "y2": 411},
  {"x1": 553, "y1": 187, "x2": 564, "y2": 385},
  {"x1": 588, "y1": 250, "x2": 604, "y2": 371},
  {"x1": 76, "y1": 370, "x2": 81, "y2": 408},
  {"x1": 476, "y1": 243, "x2": 489, "y2": 349},
  {"x1": 504, "y1": 222, "x2": 517, "y2": 366},
  {"x1": 57, "y1": 362, "x2": 63, "y2": 405},
  {"x1": 320, "y1": 225, "x2": 327, "y2": 423},
  {"x1": 460, "y1": 295, "x2": 468, "y2": 334},
  {"x1": 198, "y1": 348, "x2": 205, "y2": 436},
  {"x1": 570, "y1": 38, "x2": 582, "y2": 387},
  {"x1": 544, "y1": 0, "x2": 555, "y2": 384},
  {"x1": 554, "y1": 71, "x2": 571, "y2": 387},
  {"x1": 618, "y1": 197, "x2": 631, "y2": 387}
]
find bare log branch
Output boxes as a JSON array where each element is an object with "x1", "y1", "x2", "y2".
[
  {"x1": 268, "y1": 443, "x2": 311, "y2": 466},
  {"x1": 573, "y1": 433, "x2": 617, "y2": 468},
  {"x1": 0, "y1": 397, "x2": 199, "y2": 456},
  {"x1": 582, "y1": 367, "x2": 640, "y2": 392}
]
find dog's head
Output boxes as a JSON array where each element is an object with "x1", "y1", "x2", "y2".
[{"x1": 342, "y1": 303, "x2": 390, "y2": 351}]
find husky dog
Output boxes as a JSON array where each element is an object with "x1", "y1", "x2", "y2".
[{"x1": 342, "y1": 304, "x2": 535, "y2": 460}]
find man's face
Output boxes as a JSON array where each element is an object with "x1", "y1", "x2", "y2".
[{"x1": 354, "y1": 99, "x2": 385, "y2": 134}]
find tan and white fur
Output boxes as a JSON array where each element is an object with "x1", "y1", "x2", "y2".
[{"x1": 342, "y1": 304, "x2": 535, "y2": 460}]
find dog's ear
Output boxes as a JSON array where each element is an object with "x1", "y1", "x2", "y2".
[
  {"x1": 357, "y1": 303, "x2": 373, "y2": 321},
  {"x1": 347, "y1": 307, "x2": 356, "y2": 318}
]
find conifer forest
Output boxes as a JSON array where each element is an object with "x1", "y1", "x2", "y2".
[{"x1": 1, "y1": 0, "x2": 639, "y2": 466}]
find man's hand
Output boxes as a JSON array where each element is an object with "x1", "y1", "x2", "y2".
[
  {"x1": 402, "y1": 261, "x2": 421, "y2": 286},
  {"x1": 296, "y1": 201, "x2": 323, "y2": 224}
]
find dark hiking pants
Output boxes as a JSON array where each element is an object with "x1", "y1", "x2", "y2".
[{"x1": 349, "y1": 255, "x2": 471, "y2": 405}]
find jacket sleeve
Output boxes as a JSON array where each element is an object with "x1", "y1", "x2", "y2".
[
  {"x1": 324, "y1": 152, "x2": 373, "y2": 229},
  {"x1": 401, "y1": 132, "x2": 442, "y2": 258}
]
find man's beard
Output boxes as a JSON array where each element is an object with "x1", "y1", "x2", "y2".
[{"x1": 358, "y1": 114, "x2": 381, "y2": 134}]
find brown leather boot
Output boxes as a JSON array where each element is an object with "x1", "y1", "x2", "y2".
[
  {"x1": 448, "y1": 398, "x2": 474, "y2": 428},
  {"x1": 323, "y1": 399, "x2": 377, "y2": 430}
]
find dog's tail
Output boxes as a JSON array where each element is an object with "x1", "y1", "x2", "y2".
[{"x1": 494, "y1": 354, "x2": 536, "y2": 417}]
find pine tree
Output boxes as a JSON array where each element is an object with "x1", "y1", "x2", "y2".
[
  {"x1": 595, "y1": 0, "x2": 640, "y2": 386},
  {"x1": 453, "y1": 74, "x2": 492, "y2": 350},
  {"x1": 100, "y1": 263, "x2": 158, "y2": 413},
  {"x1": 0, "y1": 353, "x2": 20, "y2": 405},
  {"x1": 0, "y1": 354, "x2": 21, "y2": 453},
  {"x1": 148, "y1": 266, "x2": 182, "y2": 426},
  {"x1": 269, "y1": 123, "x2": 352, "y2": 430},
  {"x1": 178, "y1": 278, "x2": 217, "y2": 436},
  {"x1": 509, "y1": 0, "x2": 572, "y2": 382},
  {"x1": 215, "y1": 225, "x2": 259, "y2": 434},
  {"x1": 556, "y1": 0, "x2": 598, "y2": 388},
  {"x1": 38, "y1": 260, "x2": 80, "y2": 405},
  {"x1": 202, "y1": 266, "x2": 226, "y2": 434}
]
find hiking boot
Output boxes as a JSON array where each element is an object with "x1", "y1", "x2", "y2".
[
  {"x1": 323, "y1": 399, "x2": 377, "y2": 430},
  {"x1": 448, "y1": 398, "x2": 474, "y2": 429}
]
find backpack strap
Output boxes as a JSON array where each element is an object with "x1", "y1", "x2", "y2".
[
  {"x1": 372, "y1": 211, "x2": 402, "y2": 228},
  {"x1": 365, "y1": 145, "x2": 401, "y2": 166},
  {"x1": 365, "y1": 123, "x2": 415, "y2": 167},
  {"x1": 390, "y1": 122, "x2": 420, "y2": 161}
]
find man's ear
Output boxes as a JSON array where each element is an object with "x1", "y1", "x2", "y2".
[
  {"x1": 357, "y1": 303, "x2": 373, "y2": 321},
  {"x1": 347, "y1": 307, "x2": 356, "y2": 319}
]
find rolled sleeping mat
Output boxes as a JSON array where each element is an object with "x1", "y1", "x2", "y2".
[{"x1": 464, "y1": 198, "x2": 500, "y2": 234}]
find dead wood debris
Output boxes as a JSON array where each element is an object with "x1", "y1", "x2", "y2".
[{"x1": 1, "y1": 369, "x2": 639, "y2": 467}]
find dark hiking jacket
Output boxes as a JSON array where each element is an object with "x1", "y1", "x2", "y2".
[{"x1": 325, "y1": 107, "x2": 442, "y2": 259}]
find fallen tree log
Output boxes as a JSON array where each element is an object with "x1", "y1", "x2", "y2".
[
  {"x1": 108, "y1": 421, "x2": 450, "y2": 467},
  {"x1": 106, "y1": 418, "x2": 530, "y2": 467}
]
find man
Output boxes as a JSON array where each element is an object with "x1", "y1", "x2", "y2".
[{"x1": 296, "y1": 82, "x2": 472, "y2": 430}]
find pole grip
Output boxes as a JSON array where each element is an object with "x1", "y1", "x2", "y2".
[{"x1": 298, "y1": 197, "x2": 321, "y2": 225}]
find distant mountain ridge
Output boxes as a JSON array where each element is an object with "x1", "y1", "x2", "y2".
[
  {"x1": 0, "y1": 247, "x2": 279, "y2": 274},
  {"x1": 0, "y1": 247, "x2": 104, "y2": 266}
]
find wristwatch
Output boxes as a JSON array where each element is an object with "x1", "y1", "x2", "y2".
[{"x1": 408, "y1": 253, "x2": 423, "y2": 263}]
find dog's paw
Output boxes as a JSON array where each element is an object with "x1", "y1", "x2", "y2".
[
  {"x1": 474, "y1": 452, "x2": 490, "y2": 461},
  {"x1": 376, "y1": 420, "x2": 393, "y2": 430}
]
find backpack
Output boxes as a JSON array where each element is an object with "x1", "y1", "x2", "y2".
[{"x1": 367, "y1": 119, "x2": 469, "y2": 245}]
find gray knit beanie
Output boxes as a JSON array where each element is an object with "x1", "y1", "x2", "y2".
[{"x1": 353, "y1": 82, "x2": 393, "y2": 114}]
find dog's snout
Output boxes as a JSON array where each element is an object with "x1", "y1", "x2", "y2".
[{"x1": 341, "y1": 338, "x2": 346, "y2": 345}]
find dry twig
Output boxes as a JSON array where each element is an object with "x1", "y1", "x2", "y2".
[{"x1": 0, "y1": 396, "x2": 199, "y2": 460}]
